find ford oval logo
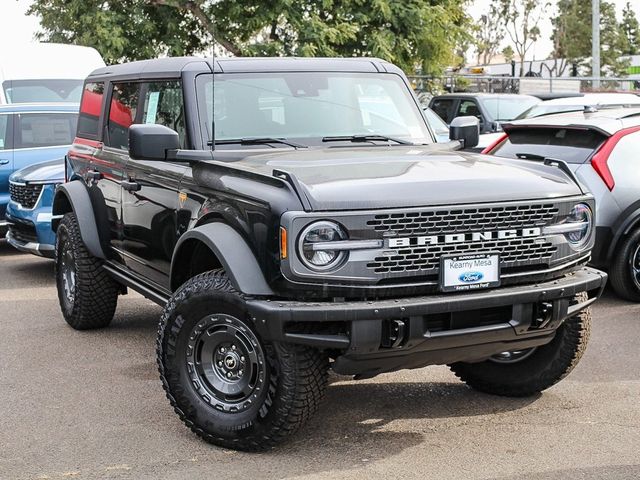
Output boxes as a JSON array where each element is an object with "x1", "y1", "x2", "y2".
[{"x1": 459, "y1": 272, "x2": 483, "y2": 283}]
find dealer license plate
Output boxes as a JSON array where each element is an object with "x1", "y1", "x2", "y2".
[{"x1": 440, "y1": 253, "x2": 500, "y2": 292}]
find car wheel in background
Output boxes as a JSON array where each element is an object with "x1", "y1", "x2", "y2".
[{"x1": 610, "y1": 227, "x2": 640, "y2": 302}]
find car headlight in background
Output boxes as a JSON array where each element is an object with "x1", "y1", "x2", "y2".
[
  {"x1": 298, "y1": 221, "x2": 347, "y2": 271},
  {"x1": 543, "y1": 203, "x2": 593, "y2": 249}
]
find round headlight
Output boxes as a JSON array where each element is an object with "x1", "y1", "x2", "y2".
[
  {"x1": 565, "y1": 203, "x2": 593, "y2": 248},
  {"x1": 298, "y1": 221, "x2": 347, "y2": 271}
]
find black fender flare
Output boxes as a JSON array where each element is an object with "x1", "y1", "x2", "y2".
[
  {"x1": 170, "y1": 223, "x2": 274, "y2": 296},
  {"x1": 605, "y1": 203, "x2": 640, "y2": 263},
  {"x1": 52, "y1": 180, "x2": 106, "y2": 259}
]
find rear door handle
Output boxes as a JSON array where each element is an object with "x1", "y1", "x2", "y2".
[
  {"x1": 121, "y1": 179, "x2": 141, "y2": 192},
  {"x1": 0, "y1": 159, "x2": 9, "y2": 165},
  {"x1": 85, "y1": 170, "x2": 103, "y2": 182}
]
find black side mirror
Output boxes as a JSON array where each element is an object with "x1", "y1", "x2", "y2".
[
  {"x1": 449, "y1": 116, "x2": 480, "y2": 149},
  {"x1": 129, "y1": 124, "x2": 180, "y2": 161}
]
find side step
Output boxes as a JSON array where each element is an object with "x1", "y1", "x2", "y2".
[{"x1": 103, "y1": 264, "x2": 170, "y2": 306}]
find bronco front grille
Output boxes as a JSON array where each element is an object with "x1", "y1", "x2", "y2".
[
  {"x1": 367, "y1": 238, "x2": 557, "y2": 274},
  {"x1": 9, "y1": 183, "x2": 44, "y2": 209},
  {"x1": 366, "y1": 203, "x2": 559, "y2": 235},
  {"x1": 365, "y1": 203, "x2": 561, "y2": 275}
]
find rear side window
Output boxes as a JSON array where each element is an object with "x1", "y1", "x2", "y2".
[
  {"x1": 430, "y1": 98, "x2": 456, "y2": 123},
  {"x1": 492, "y1": 128, "x2": 607, "y2": 164},
  {"x1": 77, "y1": 82, "x2": 105, "y2": 139},
  {"x1": 106, "y1": 82, "x2": 140, "y2": 150},
  {"x1": 141, "y1": 81, "x2": 186, "y2": 147},
  {"x1": 15, "y1": 113, "x2": 78, "y2": 149}
]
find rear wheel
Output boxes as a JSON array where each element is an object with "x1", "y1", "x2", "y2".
[
  {"x1": 157, "y1": 270, "x2": 329, "y2": 451},
  {"x1": 55, "y1": 213, "x2": 119, "y2": 330},
  {"x1": 609, "y1": 227, "x2": 640, "y2": 302},
  {"x1": 449, "y1": 293, "x2": 591, "y2": 397}
]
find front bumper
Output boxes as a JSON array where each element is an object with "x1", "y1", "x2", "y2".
[
  {"x1": 5, "y1": 228, "x2": 55, "y2": 257},
  {"x1": 248, "y1": 267, "x2": 607, "y2": 377}
]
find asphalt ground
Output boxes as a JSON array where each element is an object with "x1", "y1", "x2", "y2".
[{"x1": 0, "y1": 239, "x2": 638, "y2": 480}]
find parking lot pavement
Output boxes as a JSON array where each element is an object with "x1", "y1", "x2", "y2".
[{"x1": 0, "y1": 240, "x2": 639, "y2": 480}]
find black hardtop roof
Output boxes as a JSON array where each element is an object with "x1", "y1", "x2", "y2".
[{"x1": 88, "y1": 56, "x2": 399, "y2": 81}]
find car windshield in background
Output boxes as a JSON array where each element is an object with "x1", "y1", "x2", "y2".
[
  {"x1": 3, "y1": 79, "x2": 84, "y2": 103},
  {"x1": 492, "y1": 127, "x2": 607, "y2": 164},
  {"x1": 482, "y1": 96, "x2": 540, "y2": 121},
  {"x1": 197, "y1": 72, "x2": 433, "y2": 146}
]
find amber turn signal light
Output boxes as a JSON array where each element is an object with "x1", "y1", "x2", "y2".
[{"x1": 280, "y1": 226, "x2": 287, "y2": 259}]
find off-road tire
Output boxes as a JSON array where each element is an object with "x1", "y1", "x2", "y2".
[
  {"x1": 157, "y1": 269, "x2": 329, "y2": 451},
  {"x1": 609, "y1": 227, "x2": 640, "y2": 302},
  {"x1": 449, "y1": 292, "x2": 591, "y2": 397},
  {"x1": 55, "y1": 213, "x2": 119, "y2": 330}
]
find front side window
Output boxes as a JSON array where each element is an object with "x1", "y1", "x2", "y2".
[
  {"x1": 3, "y1": 79, "x2": 84, "y2": 104},
  {"x1": 0, "y1": 114, "x2": 10, "y2": 150},
  {"x1": 77, "y1": 82, "x2": 105, "y2": 139},
  {"x1": 142, "y1": 81, "x2": 186, "y2": 147},
  {"x1": 107, "y1": 82, "x2": 139, "y2": 150},
  {"x1": 15, "y1": 113, "x2": 78, "y2": 149},
  {"x1": 456, "y1": 100, "x2": 481, "y2": 118},
  {"x1": 197, "y1": 72, "x2": 432, "y2": 146}
]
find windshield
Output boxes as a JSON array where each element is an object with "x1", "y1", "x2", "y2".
[
  {"x1": 482, "y1": 96, "x2": 540, "y2": 121},
  {"x1": 197, "y1": 72, "x2": 433, "y2": 146},
  {"x1": 3, "y1": 79, "x2": 84, "y2": 103}
]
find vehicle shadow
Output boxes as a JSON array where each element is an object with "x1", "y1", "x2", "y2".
[{"x1": 103, "y1": 302, "x2": 539, "y2": 476}]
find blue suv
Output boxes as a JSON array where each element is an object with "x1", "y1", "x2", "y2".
[{"x1": 1, "y1": 103, "x2": 78, "y2": 255}]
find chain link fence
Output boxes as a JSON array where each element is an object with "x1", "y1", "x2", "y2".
[{"x1": 408, "y1": 74, "x2": 640, "y2": 104}]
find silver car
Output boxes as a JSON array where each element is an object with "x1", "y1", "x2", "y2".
[{"x1": 484, "y1": 107, "x2": 640, "y2": 301}]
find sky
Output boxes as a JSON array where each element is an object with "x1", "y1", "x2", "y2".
[{"x1": 1, "y1": 0, "x2": 640, "y2": 61}]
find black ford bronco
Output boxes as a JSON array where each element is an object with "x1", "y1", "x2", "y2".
[{"x1": 52, "y1": 57, "x2": 606, "y2": 451}]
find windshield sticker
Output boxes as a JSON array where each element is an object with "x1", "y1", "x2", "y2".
[{"x1": 145, "y1": 91, "x2": 160, "y2": 123}]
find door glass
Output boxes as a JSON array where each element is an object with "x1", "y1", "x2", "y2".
[
  {"x1": 456, "y1": 100, "x2": 481, "y2": 118},
  {"x1": 430, "y1": 99, "x2": 455, "y2": 123},
  {"x1": 77, "y1": 82, "x2": 105, "y2": 139},
  {"x1": 107, "y1": 82, "x2": 139, "y2": 150},
  {"x1": 15, "y1": 113, "x2": 78, "y2": 148},
  {"x1": 0, "y1": 115, "x2": 8, "y2": 150},
  {"x1": 142, "y1": 81, "x2": 186, "y2": 147}
]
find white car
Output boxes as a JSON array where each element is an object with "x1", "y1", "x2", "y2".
[
  {"x1": 518, "y1": 93, "x2": 640, "y2": 119},
  {"x1": 0, "y1": 43, "x2": 105, "y2": 104}
]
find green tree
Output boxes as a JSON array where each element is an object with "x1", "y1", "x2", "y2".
[
  {"x1": 28, "y1": 0, "x2": 471, "y2": 75},
  {"x1": 550, "y1": 0, "x2": 591, "y2": 76},
  {"x1": 599, "y1": 1, "x2": 631, "y2": 76},
  {"x1": 474, "y1": 0, "x2": 505, "y2": 65},
  {"x1": 498, "y1": 0, "x2": 548, "y2": 76},
  {"x1": 621, "y1": 1, "x2": 640, "y2": 55}
]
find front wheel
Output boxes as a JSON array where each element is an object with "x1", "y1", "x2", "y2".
[
  {"x1": 157, "y1": 270, "x2": 329, "y2": 451},
  {"x1": 449, "y1": 292, "x2": 591, "y2": 397}
]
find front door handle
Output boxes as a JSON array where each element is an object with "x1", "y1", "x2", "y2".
[
  {"x1": 121, "y1": 179, "x2": 141, "y2": 192},
  {"x1": 0, "y1": 159, "x2": 9, "y2": 165}
]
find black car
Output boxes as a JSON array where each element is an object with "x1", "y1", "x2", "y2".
[
  {"x1": 52, "y1": 57, "x2": 605, "y2": 451},
  {"x1": 429, "y1": 93, "x2": 540, "y2": 133}
]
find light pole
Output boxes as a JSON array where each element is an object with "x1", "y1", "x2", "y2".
[{"x1": 592, "y1": 0, "x2": 600, "y2": 89}]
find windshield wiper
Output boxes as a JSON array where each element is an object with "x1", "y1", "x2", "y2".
[
  {"x1": 211, "y1": 137, "x2": 308, "y2": 149},
  {"x1": 321, "y1": 134, "x2": 413, "y2": 145}
]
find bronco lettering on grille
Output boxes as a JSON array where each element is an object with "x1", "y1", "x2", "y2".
[{"x1": 387, "y1": 228, "x2": 542, "y2": 248}]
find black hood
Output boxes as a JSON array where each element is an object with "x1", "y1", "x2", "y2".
[{"x1": 234, "y1": 146, "x2": 583, "y2": 211}]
